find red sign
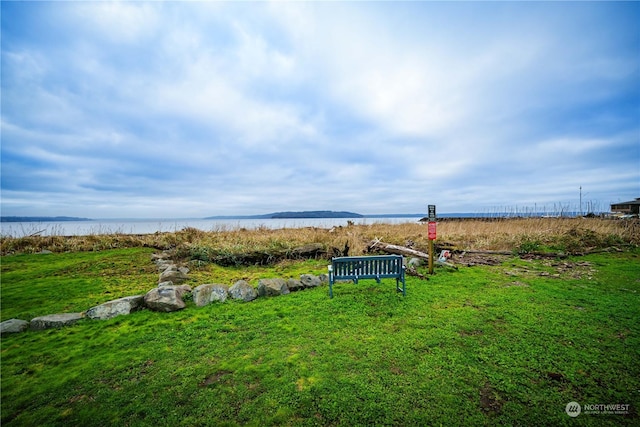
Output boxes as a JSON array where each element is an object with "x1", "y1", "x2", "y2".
[{"x1": 428, "y1": 221, "x2": 437, "y2": 240}]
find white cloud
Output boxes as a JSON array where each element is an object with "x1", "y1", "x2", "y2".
[
  {"x1": 71, "y1": 2, "x2": 161, "y2": 44},
  {"x1": 1, "y1": 2, "x2": 638, "y2": 217}
]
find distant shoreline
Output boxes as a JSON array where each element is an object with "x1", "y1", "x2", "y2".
[
  {"x1": 204, "y1": 210, "x2": 365, "y2": 220},
  {"x1": 0, "y1": 216, "x2": 93, "y2": 223}
]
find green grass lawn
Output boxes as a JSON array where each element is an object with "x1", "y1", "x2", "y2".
[{"x1": 1, "y1": 248, "x2": 639, "y2": 426}]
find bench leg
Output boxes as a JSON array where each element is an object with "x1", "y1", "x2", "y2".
[
  {"x1": 329, "y1": 278, "x2": 334, "y2": 298},
  {"x1": 396, "y1": 277, "x2": 406, "y2": 296}
]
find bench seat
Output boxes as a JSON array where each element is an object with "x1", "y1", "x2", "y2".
[{"x1": 328, "y1": 255, "x2": 406, "y2": 298}]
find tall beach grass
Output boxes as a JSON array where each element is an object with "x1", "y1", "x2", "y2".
[{"x1": 1, "y1": 218, "x2": 637, "y2": 261}]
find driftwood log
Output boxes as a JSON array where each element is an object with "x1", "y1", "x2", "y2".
[
  {"x1": 368, "y1": 240, "x2": 460, "y2": 270},
  {"x1": 368, "y1": 240, "x2": 431, "y2": 260}
]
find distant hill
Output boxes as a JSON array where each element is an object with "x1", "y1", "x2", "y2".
[
  {"x1": 269, "y1": 211, "x2": 363, "y2": 219},
  {"x1": 1, "y1": 216, "x2": 93, "y2": 222},
  {"x1": 205, "y1": 211, "x2": 363, "y2": 219}
]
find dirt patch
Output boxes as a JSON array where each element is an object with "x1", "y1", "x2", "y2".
[
  {"x1": 541, "y1": 260, "x2": 597, "y2": 279},
  {"x1": 454, "y1": 253, "x2": 509, "y2": 267},
  {"x1": 451, "y1": 255, "x2": 599, "y2": 281},
  {"x1": 503, "y1": 281, "x2": 529, "y2": 288},
  {"x1": 390, "y1": 365, "x2": 404, "y2": 375},
  {"x1": 479, "y1": 382, "x2": 504, "y2": 414},
  {"x1": 199, "y1": 370, "x2": 233, "y2": 387},
  {"x1": 459, "y1": 329, "x2": 484, "y2": 337},
  {"x1": 546, "y1": 371, "x2": 567, "y2": 383}
]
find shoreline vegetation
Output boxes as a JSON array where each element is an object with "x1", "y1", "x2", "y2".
[{"x1": 1, "y1": 217, "x2": 638, "y2": 263}]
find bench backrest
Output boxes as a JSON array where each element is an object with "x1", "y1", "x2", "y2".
[{"x1": 331, "y1": 255, "x2": 404, "y2": 279}]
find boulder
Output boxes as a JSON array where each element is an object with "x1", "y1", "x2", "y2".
[
  {"x1": 300, "y1": 274, "x2": 322, "y2": 289},
  {"x1": 193, "y1": 284, "x2": 229, "y2": 306},
  {"x1": 158, "y1": 280, "x2": 174, "y2": 287},
  {"x1": 257, "y1": 278, "x2": 290, "y2": 297},
  {"x1": 286, "y1": 278, "x2": 304, "y2": 292},
  {"x1": 30, "y1": 313, "x2": 84, "y2": 331},
  {"x1": 144, "y1": 287, "x2": 187, "y2": 312},
  {"x1": 318, "y1": 273, "x2": 329, "y2": 283},
  {"x1": 156, "y1": 261, "x2": 176, "y2": 272},
  {"x1": 85, "y1": 295, "x2": 145, "y2": 320},
  {"x1": 1, "y1": 318, "x2": 29, "y2": 335},
  {"x1": 159, "y1": 268, "x2": 189, "y2": 284},
  {"x1": 172, "y1": 284, "x2": 192, "y2": 295},
  {"x1": 228, "y1": 280, "x2": 258, "y2": 302},
  {"x1": 151, "y1": 252, "x2": 172, "y2": 261},
  {"x1": 408, "y1": 257, "x2": 424, "y2": 267}
]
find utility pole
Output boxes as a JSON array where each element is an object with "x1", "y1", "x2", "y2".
[{"x1": 580, "y1": 186, "x2": 582, "y2": 216}]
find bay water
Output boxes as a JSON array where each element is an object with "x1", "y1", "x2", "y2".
[{"x1": 0, "y1": 217, "x2": 424, "y2": 238}]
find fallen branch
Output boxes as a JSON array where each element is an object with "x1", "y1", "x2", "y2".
[
  {"x1": 368, "y1": 240, "x2": 431, "y2": 260},
  {"x1": 369, "y1": 240, "x2": 458, "y2": 270}
]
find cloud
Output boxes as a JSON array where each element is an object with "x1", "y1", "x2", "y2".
[{"x1": 1, "y1": 1, "x2": 638, "y2": 218}]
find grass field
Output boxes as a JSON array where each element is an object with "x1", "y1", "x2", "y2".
[{"x1": 1, "y1": 244, "x2": 639, "y2": 426}]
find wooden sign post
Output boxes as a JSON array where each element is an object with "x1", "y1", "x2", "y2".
[{"x1": 427, "y1": 205, "x2": 436, "y2": 274}]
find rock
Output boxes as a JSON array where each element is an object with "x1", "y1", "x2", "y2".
[
  {"x1": 157, "y1": 264, "x2": 189, "y2": 275},
  {"x1": 300, "y1": 274, "x2": 322, "y2": 289},
  {"x1": 228, "y1": 280, "x2": 258, "y2": 302},
  {"x1": 159, "y1": 268, "x2": 189, "y2": 284},
  {"x1": 318, "y1": 273, "x2": 329, "y2": 283},
  {"x1": 158, "y1": 280, "x2": 174, "y2": 287},
  {"x1": 193, "y1": 284, "x2": 229, "y2": 306},
  {"x1": 286, "y1": 278, "x2": 305, "y2": 292},
  {"x1": 1, "y1": 319, "x2": 29, "y2": 335},
  {"x1": 151, "y1": 252, "x2": 172, "y2": 261},
  {"x1": 30, "y1": 313, "x2": 84, "y2": 331},
  {"x1": 156, "y1": 261, "x2": 175, "y2": 272},
  {"x1": 170, "y1": 284, "x2": 192, "y2": 295},
  {"x1": 257, "y1": 278, "x2": 290, "y2": 297},
  {"x1": 144, "y1": 287, "x2": 186, "y2": 312},
  {"x1": 85, "y1": 295, "x2": 145, "y2": 320},
  {"x1": 408, "y1": 257, "x2": 424, "y2": 267}
]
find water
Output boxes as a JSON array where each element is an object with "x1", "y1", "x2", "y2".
[{"x1": 0, "y1": 217, "x2": 424, "y2": 237}]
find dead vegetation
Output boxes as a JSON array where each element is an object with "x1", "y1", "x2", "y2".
[{"x1": 1, "y1": 218, "x2": 638, "y2": 265}]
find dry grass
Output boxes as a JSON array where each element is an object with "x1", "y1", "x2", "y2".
[
  {"x1": 437, "y1": 217, "x2": 639, "y2": 251},
  {"x1": 1, "y1": 218, "x2": 638, "y2": 262}
]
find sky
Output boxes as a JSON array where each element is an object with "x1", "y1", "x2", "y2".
[{"x1": 1, "y1": 1, "x2": 639, "y2": 218}]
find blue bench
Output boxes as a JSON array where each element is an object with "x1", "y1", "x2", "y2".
[{"x1": 328, "y1": 255, "x2": 406, "y2": 298}]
